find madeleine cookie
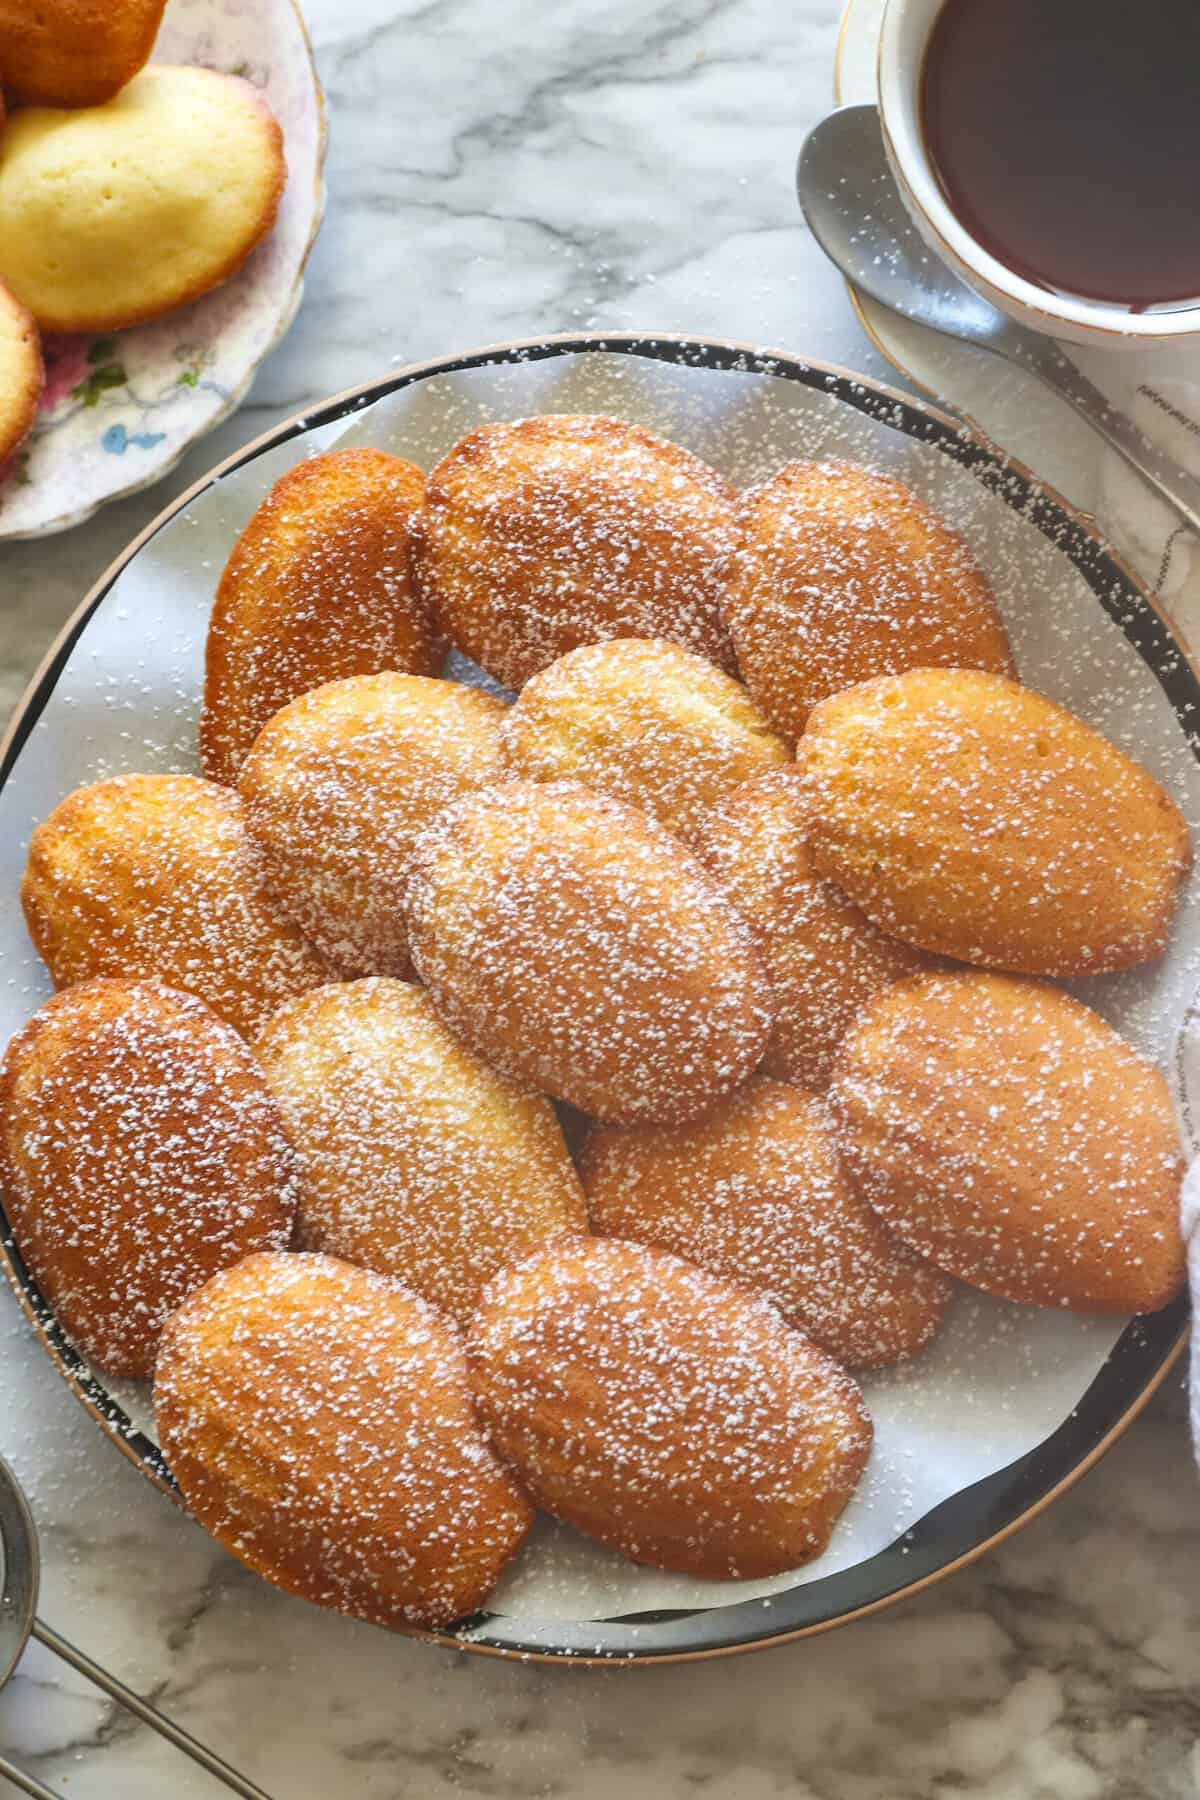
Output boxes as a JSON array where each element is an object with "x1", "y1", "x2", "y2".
[
  {"x1": 255, "y1": 979, "x2": 587, "y2": 1325},
  {"x1": 722, "y1": 460, "x2": 1014, "y2": 738},
  {"x1": 22, "y1": 774, "x2": 333, "y2": 1039},
  {"x1": 694, "y1": 768, "x2": 930, "y2": 1088},
  {"x1": 468, "y1": 1237, "x2": 872, "y2": 1579},
  {"x1": 0, "y1": 979, "x2": 295, "y2": 1379},
  {"x1": 803, "y1": 669, "x2": 1191, "y2": 976},
  {"x1": 415, "y1": 415, "x2": 738, "y2": 688},
  {"x1": 0, "y1": 67, "x2": 285, "y2": 333},
  {"x1": 831, "y1": 971, "x2": 1186, "y2": 1314},
  {"x1": 201, "y1": 451, "x2": 440, "y2": 786},
  {"x1": 404, "y1": 780, "x2": 773, "y2": 1124},
  {"x1": 581, "y1": 1079, "x2": 951, "y2": 1368},
  {"x1": 500, "y1": 638, "x2": 789, "y2": 844},
  {"x1": 155, "y1": 1253, "x2": 533, "y2": 1630},
  {"x1": 0, "y1": 280, "x2": 42, "y2": 470},
  {"x1": 238, "y1": 674, "x2": 507, "y2": 977},
  {"x1": 0, "y1": 0, "x2": 166, "y2": 107}
]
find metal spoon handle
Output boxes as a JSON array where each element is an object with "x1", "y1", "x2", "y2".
[
  {"x1": 1020, "y1": 339, "x2": 1200, "y2": 539},
  {"x1": 24, "y1": 1618, "x2": 274, "y2": 1800}
]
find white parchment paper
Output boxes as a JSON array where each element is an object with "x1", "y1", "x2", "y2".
[{"x1": 2, "y1": 349, "x2": 1198, "y2": 1622}]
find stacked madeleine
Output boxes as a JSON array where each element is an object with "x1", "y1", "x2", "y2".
[
  {"x1": 0, "y1": 0, "x2": 287, "y2": 471},
  {"x1": 1, "y1": 417, "x2": 1191, "y2": 1633}
]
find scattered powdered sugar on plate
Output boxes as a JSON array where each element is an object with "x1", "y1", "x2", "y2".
[{"x1": 0, "y1": 346, "x2": 1197, "y2": 1625}]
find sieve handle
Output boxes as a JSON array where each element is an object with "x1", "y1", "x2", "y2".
[
  {"x1": 0, "y1": 1748, "x2": 60, "y2": 1800},
  {"x1": 11, "y1": 1618, "x2": 275, "y2": 1800}
]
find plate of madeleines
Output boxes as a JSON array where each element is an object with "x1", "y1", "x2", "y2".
[
  {"x1": 0, "y1": 334, "x2": 1195, "y2": 1663},
  {"x1": 0, "y1": 0, "x2": 324, "y2": 540}
]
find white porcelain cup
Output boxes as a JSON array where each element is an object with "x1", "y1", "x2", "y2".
[{"x1": 876, "y1": 0, "x2": 1200, "y2": 348}]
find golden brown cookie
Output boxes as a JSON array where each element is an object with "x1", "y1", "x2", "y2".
[
  {"x1": 0, "y1": 68, "x2": 285, "y2": 333},
  {"x1": 0, "y1": 279, "x2": 42, "y2": 471},
  {"x1": 580, "y1": 1078, "x2": 952, "y2": 1367},
  {"x1": 155, "y1": 1252, "x2": 533, "y2": 1630},
  {"x1": 255, "y1": 979, "x2": 587, "y2": 1325},
  {"x1": 0, "y1": 979, "x2": 295, "y2": 1379},
  {"x1": 694, "y1": 767, "x2": 931, "y2": 1088},
  {"x1": 238, "y1": 674, "x2": 507, "y2": 977},
  {"x1": 500, "y1": 637, "x2": 789, "y2": 843},
  {"x1": 830, "y1": 970, "x2": 1186, "y2": 1313},
  {"x1": 404, "y1": 779, "x2": 773, "y2": 1124},
  {"x1": 468, "y1": 1236, "x2": 872, "y2": 1579},
  {"x1": 415, "y1": 415, "x2": 738, "y2": 688},
  {"x1": 22, "y1": 774, "x2": 333, "y2": 1039},
  {"x1": 201, "y1": 450, "x2": 440, "y2": 786},
  {"x1": 0, "y1": 0, "x2": 166, "y2": 106},
  {"x1": 802, "y1": 668, "x2": 1192, "y2": 976},
  {"x1": 722, "y1": 459, "x2": 1015, "y2": 738}
]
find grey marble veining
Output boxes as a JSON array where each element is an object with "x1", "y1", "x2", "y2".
[{"x1": 1, "y1": 3, "x2": 1198, "y2": 1796}]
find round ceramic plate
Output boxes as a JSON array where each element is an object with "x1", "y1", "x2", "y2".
[
  {"x1": 0, "y1": 334, "x2": 1192, "y2": 1664},
  {"x1": 0, "y1": 0, "x2": 326, "y2": 542}
]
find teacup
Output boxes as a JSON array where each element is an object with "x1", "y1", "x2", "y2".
[{"x1": 876, "y1": 0, "x2": 1200, "y2": 348}]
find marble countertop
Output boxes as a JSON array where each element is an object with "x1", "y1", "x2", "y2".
[{"x1": 1, "y1": 2, "x2": 1199, "y2": 1795}]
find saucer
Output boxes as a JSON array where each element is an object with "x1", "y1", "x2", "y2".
[{"x1": 0, "y1": 0, "x2": 326, "y2": 542}]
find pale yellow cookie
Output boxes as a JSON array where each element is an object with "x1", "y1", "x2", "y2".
[
  {"x1": 0, "y1": 278, "x2": 42, "y2": 469},
  {"x1": 0, "y1": 67, "x2": 285, "y2": 333}
]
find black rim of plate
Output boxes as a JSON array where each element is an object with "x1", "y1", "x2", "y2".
[{"x1": 0, "y1": 334, "x2": 1191, "y2": 1664}]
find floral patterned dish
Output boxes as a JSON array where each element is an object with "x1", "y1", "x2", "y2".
[{"x1": 0, "y1": 0, "x2": 326, "y2": 541}]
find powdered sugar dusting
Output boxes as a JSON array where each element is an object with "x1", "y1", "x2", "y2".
[
  {"x1": 581, "y1": 1078, "x2": 952, "y2": 1369},
  {"x1": 468, "y1": 1237, "x2": 872, "y2": 1580},
  {"x1": 20, "y1": 772, "x2": 333, "y2": 1039},
  {"x1": 414, "y1": 414, "x2": 739, "y2": 688},
  {"x1": 255, "y1": 978, "x2": 586, "y2": 1325},
  {"x1": 500, "y1": 636, "x2": 788, "y2": 844},
  {"x1": 404, "y1": 778, "x2": 773, "y2": 1123},
  {"x1": 238, "y1": 673, "x2": 507, "y2": 977},
  {"x1": 154, "y1": 1251, "x2": 533, "y2": 1629},
  {"x1": 0, "y1": 978, "x2": 295, "y2": 1377}
]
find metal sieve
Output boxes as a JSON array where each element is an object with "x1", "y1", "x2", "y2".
[{"x1": 0, "y1": 1454, "x2": 273, "y2": 1800}]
